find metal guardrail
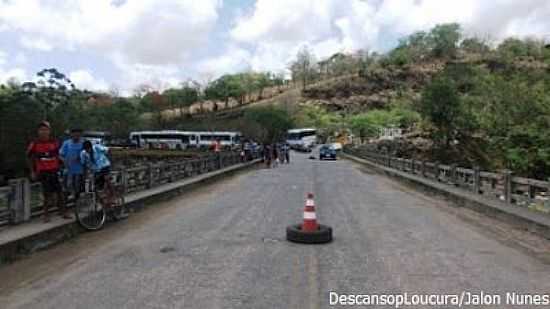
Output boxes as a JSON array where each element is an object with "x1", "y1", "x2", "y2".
[
  {"x1": 0, "y1": 187, "x2": 11, "y2": 225},
  {"x1": 345, "y1": 147, "x2": 550, "y2": 213},
  {"x1": 0, "y1": 151, "x2": 251, "y2": 226}
]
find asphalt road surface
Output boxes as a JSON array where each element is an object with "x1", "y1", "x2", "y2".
[{"x1": 1, "y1": 151, "x2": 549, "y2": 309}]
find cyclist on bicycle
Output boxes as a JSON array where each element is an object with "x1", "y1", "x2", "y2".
[{"x1": 80, "y1": 140, "x2": 113, "y2": 204}]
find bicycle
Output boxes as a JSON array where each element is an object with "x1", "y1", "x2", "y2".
[{"x1": 75, "y1": 171, "x2": 128, "y2": 230}]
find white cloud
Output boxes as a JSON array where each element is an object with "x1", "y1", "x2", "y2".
[
  {"x1": 0, "y1": 0, "x2": 221, "y2": 63},
  {"x1": 0, "y1": 66, "x2": 27, "y2": 84},
  {"x1": 195, "y1": 46, "x2": 252, "y2": 77},
  {"x1": 0, "y1": 50, "x2": 27, "y2": 83},
  {"x1": 2, "y1": 0, "x2": 550, "y2": 91},
  {"x1": 0, "y1": 0, "x2": 222, "y2": 91},
  {"x1": 19, "y1": 36, "x2": 53, "y2": 51},
  {"x1": 14, "y1": 52, "x2": 27, "y2": 65},
  {"x1": 0, "y1": 50, "x2": 6, "y2": 66},
  {"x1": 231, "y1": 1, "x2": 334, "y2": 43},
  {"x1": 69, "y1": 70, "x2": 109, "y2": 92},
  {"x1": 225, "y1": 0, "x2": 550, "y2": 74}
]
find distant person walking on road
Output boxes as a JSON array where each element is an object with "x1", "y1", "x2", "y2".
[
  {"x1": 272, "y1": 143, "x2": 279, "y2": 168},
  {"x1": 27, "y1": 121, "x2": 70, "y2": 222},
  {"x1": 264, "y1": 144, "x2": 272, "y2": 168},
  {"x1": 280, "y1": 143, "x2": 290, "y2": 164}
]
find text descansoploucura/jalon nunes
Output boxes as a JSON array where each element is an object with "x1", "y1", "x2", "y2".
[{"x1": 329, "y1": 291, "x2": 550, "y2": 307}]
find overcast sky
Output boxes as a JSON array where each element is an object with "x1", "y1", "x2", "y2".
[{"x1": 1, "y1": 0, "x2": 549, "y2": 94}]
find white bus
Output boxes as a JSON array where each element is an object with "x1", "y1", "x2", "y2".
[
  {"x1": 83, "y1": 131, "x2": 111, "y2": 145},
  {"x1": 195, "y1": 131, "x2": 242, "y2": 149},
  {"x1": 286, "y1": 128, "x2": 317, "y2": 151},
  {"x1": 130, "y1": 131, "x2": 198, "y2": 150},
  {"x1": 129, "y1": 131, "x2": 242, "y2": 150}
]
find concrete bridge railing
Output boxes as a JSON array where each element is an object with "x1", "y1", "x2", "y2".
[
  {"x1": 345, "y1": 147, "x2": 550, "y2": 214},
  {"x1": 0, "y1": 152, "x2": 249, "y2": 226}
]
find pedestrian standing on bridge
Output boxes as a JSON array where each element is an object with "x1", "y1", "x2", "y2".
[
  {"x1": 272, "y1": 143, "x2": 279, "y2": 168},
  {"x1": 26, "y1": 121, "x2": 69, "y2": 222},
  {"x1": 213, "y1": 139, "x2": 222, "y2": 169},
  {"x1": 60, "y1": 128, "x2": 84, "y2": 200},
  {"x1": 264, "y1": 144, "x2": 272, "y2": 168},
  {"x1": 278, "y1": 143, "x2": 286, "y2": 165},
  {"x1": 284, "y1": 143, "x2": 290, "y2": 164}
]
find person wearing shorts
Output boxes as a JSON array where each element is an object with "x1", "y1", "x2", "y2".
[
  {"x1": 60, "y1": 128, "x2": 84, "y2": 199},
  {"x1": 27, "y1": 121, "x2": 70, "y2": 222}
]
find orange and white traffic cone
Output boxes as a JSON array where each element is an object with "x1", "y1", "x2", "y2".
[
  {"x1": 286, "y1": 192, "x2": 333, "y2": 244},
  {"x1": 302, "y1": 193, "x2": 318, "y2": 232}
]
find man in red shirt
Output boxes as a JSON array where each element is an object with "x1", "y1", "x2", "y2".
[{"x1": 27, "y1": 121, "x2": 69, "y2": 222}]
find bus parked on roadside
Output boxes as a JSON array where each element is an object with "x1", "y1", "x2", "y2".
[
  {"x1": 129, "y1": 131, "x2": 197, "y2": 150},
  {"x1": 286, "y1": 128, "x2": 317, "y2": 152},
  {"x1": 195, "y1": 131, "x2": 241, "y2": 149},
  {"x1": 83, "y1": 131, "x2": 111, "y2": 145},
  {"x1": 129, "y1": 131, "x2": 241, "y2": 150}
]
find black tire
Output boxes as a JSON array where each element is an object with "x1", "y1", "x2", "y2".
[
  {"x1": 286, "y1": 224, "x2": 332, "y2": 244},
  {"x1": 75, "y1": 193, "x2": 106, "y2": 231}
]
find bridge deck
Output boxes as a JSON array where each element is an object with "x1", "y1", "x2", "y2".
[{"x1": 1, "y1": 152, "x2": 549, "y2": 308}]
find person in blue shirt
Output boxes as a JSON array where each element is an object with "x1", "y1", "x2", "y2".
[
  {"x1": 81, "y1": 140, "x2": 111, "y2": 191},
  {"x1": 60, "y1": 128, "x2": 84, "y2": 199}
]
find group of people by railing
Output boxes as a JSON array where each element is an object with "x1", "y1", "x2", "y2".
[
  {"x1": 263, "y1": 143, "x2": 291, "y2": 168},
  {"x1": 26, "y1": 121, "x2": 114, "y2": 223}
]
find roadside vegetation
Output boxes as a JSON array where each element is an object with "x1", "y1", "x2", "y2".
[{"x1": 290, "y1": 23, "x2": 550, "y2": 179}]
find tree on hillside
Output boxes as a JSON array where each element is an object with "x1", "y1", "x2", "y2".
[
  {"x1": 462, "y1": 71, "x2": 550, "y2": 175},
  {"x1": 253, "y1": 72, "x2": 270, "y2": 99},
  {"x1": 429, "y1": 23, "x2": 462, "y2": 58},
  {"x1": 497, "y1": 38, "x2": 546, "y2": 60},
  {"x1": 402, "y1": 31, "x2": 431, "y2": 61},
  {"x1": 142, "y1": 91, "x2": 167, "y2": 128},
  {"x1": 0, "y1": 84, "x2": 45, "y2": 176},
  {"x1": 290, "y1": 46, "x2": 318, "y2": 90},
  {"x1": 460, "y1": 37, "x2": 490, "y2": 55},
  {"x1": 271, "y1": 72, "x2": 286, "y2": 92},
  {"x1": 419, "y1": 77, "x2": 462, "y2": 146},
  {"x1": 293, "y1": 105, "x2": 343, "y2": 140},
  {"x1": 205, "y1": 74, "x2": 245, "y2": 108},
  {"x1": 163, "y1": 84, "x2": 199, "y2": 119},
  {"x1": 21, "y1": 68, "x2": 76, "y2": 119},
  {"x1": 347, "y1": 105, "x2": 420, "y2": 144},
  {"x1": 357, "y1": 50, "x2": 378, "y2": 76},
  {"x1": 242, "y1": 106, "x2": 293, "y2": 143}
]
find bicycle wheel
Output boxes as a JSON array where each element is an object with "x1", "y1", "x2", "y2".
[
  {"x1": 110, "y1": 193, "x2": 129, "y2": 221},
  {"x1": 75, "y1": 193, "x2": 106, "y2": 230}
]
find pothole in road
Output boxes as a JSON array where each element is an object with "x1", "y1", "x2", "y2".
[{"x1": 160, "y1": 246, "x2": 176, "y2": 253}]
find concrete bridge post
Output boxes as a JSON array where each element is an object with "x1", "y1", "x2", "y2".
[
  {"x1": 473, "y1": 166, "x2": 481, "y2": 194},
  {"x1": 421, "y1": 161, "x2": 426, "y2": 177},
  {"x1": 503, "y1": 170, "x2": 512, "y2": 204},
  {"x1": 450, "y1": 164, "x2": 458, "y2": 186},
  {"x1": 147, "y1": 163, "x2": 154, "y2": 188},
  {"x1": 8, "y1": 178, "x2": 31, "y2": 224}
]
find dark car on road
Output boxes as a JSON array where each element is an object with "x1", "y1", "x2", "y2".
[{"x1": 319, "y1": 145, "x2": 337, "y2": 160}]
